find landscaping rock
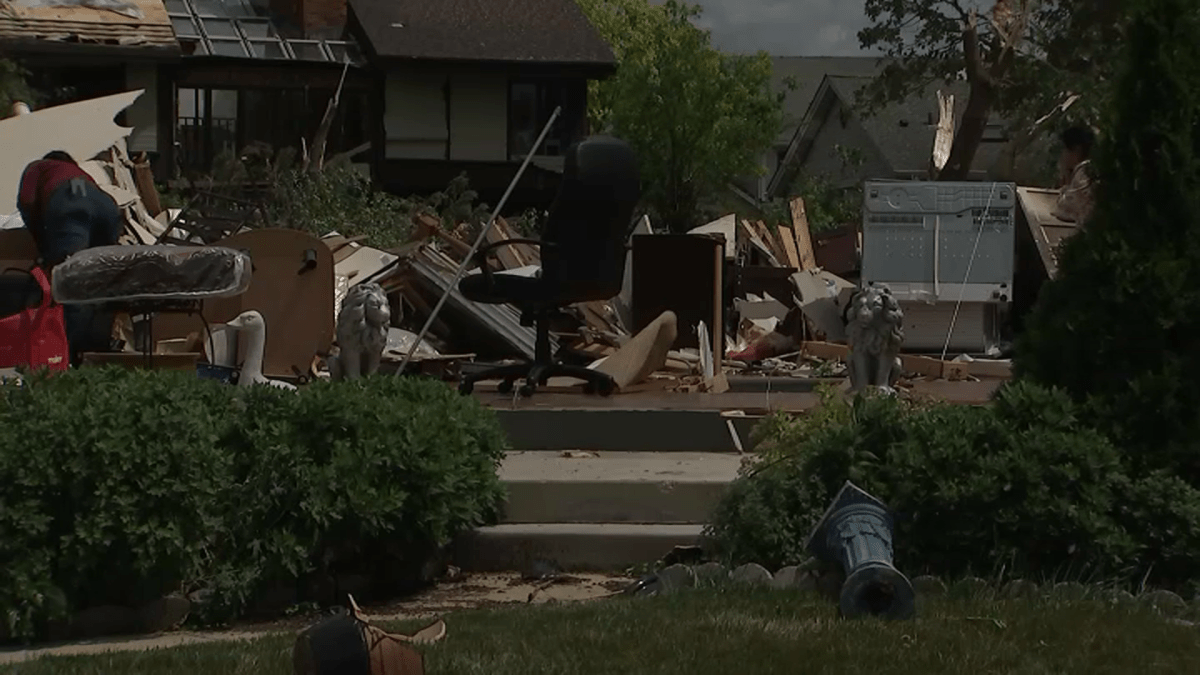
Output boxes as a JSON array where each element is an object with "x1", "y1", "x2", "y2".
[
  {"x1": 1001, "y1": 579, "x2": 1038, "y2": 599},
  {"x1": 1141, "y1": 589, "x2": 1188, "y2": 616},
  {"x1": 656, "y1": 564, "x2": 697, "y2": 594},
  {"x1": 771, "y1": 566, "x2": 800, "y2": 589},
  {"x1": 693, "y1": 562, "x2": 727, "y2": 587},
  {"x1": 1100, "y1": 589, "x2": 1137, "y2": 607},
  {"x1": 730, "y1": 563, "x2": 772, "y2": 586},
  {"x1": 137, "y1": 595, "x2": 191, "y2": 633},
  {"x1": 912, "y1": 575, "x2": 947, "y2": 596},
  {"x1": 955, "y1": 576, "x2": 992, "y2": 598},
  {"x1": 1051, "y1": 581, "x2": 1089, "y2": 601},
  {"x1": 70, "y1": 605, "x2": 139, "y2": 639}
]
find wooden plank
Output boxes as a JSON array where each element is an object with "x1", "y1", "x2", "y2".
[
  {"x1": 788, "y1": 198, "x2": 818, "y2": 271},
  {"x1": 753, "y1": 220, "x2": 789, "y2": 267},
  {"x1": 777, "y1": 225, "x2": 802, "y2": 268},
  {"x1": 484, "y1": 223, "x2": 523, "y2": 270},
  {"x1": 496, "y1": 217, "x2": 540, "y2": 266},
  {"x1": 737, "y1": 219, "x2": 780, "y2": 266}
]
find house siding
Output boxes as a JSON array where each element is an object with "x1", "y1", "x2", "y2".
[
  {"x1": 125, "y1": 64, "x2": 159, "y2": 155},
  {"x1": 448, "y1": 72, "x2": 508, "y2": 162},
  {"x1": 383, "y1": 69, "x2": 450, "y2": 160}
]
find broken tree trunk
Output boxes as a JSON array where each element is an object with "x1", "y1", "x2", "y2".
[{"x1": 936, "y1": 9, "x2": 1023, "y2": 182}]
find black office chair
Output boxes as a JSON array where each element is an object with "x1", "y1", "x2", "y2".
[{"x1": 457, "y1": 135, "x2": 641, "y2": 397}]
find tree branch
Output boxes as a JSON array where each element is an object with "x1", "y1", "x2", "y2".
[{"x1": 962, "y1": 11, "x2": 991, "y2": 87}]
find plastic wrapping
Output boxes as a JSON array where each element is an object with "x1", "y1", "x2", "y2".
[{"x1": 52, "y1": 245, "x2": 252, "y2": 305}]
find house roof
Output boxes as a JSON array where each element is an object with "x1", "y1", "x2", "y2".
[
  {"x1": 766, "y1": 73, "x2": 1011, "y2": 197},
  {"x1": 0, "y1": 0, "x2": 179, "y2": 52},
  {"x1": 348, "y1": 0, "x2": 615, "y2": 66},
  {"x1": 770, "y1": 56, "x2": 886, "y2": 145},
  {"x1": 826, "y1": 75, "x2": 1008, "y2": 174}
]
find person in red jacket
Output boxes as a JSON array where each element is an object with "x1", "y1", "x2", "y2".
[{"x1": 17, "y1": 150, "x2": 124, "y2": 362}]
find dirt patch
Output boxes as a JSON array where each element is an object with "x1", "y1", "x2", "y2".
[{"x1": 0, "y1": 572, "x2": 634, "y2": 665}]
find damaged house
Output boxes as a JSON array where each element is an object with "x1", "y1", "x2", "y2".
[{"x1": 1, "y1": 0, "x2": 617, "y2": 207}]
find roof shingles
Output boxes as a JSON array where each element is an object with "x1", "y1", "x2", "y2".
[{"x1": 349, "y1": 0, "x2": 615, "y2": 66}]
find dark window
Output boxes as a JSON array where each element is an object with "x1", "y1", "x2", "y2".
[
  {"x1": 508, "y1": 79, "x2": 584, "y2": 159},
  {"x1": 176, "y1": 86, "x2": 369, "y2": 174}
]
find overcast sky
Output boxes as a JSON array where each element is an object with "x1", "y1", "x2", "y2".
[{"x1": 689, "y1": 0, "x2": 874, "y2": 56}]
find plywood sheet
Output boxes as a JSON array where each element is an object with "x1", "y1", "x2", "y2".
[{"x1": 152, "y1": 229, "x2": 334, "y2": 378}]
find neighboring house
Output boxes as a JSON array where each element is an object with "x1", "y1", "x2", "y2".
[
  {"x1": 0, "y1": 0, "x2": 181, "y2": 157},
  {"x1": 348, "y1": 0, "x2": 616, "y2": 205},
  {"x1": 732, "y1": 56, "x2": 1017, "y2": 206},
  {"x1": 1, "y1": 0, "x2": 615, "y2": 207},
  {"x1": 765, "y1": 75, "x2": 1012, "y2": 200}
]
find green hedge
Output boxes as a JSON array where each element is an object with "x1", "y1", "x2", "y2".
[
  {"x1": 0, "y1": 368, "x2": 506, "y2": 641},
  {"x1": 707, "y1": 382, "x2": 1200, "y2": 592}
]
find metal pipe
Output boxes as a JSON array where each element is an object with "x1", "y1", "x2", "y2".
[{"x1": 396, "y1": 106, "x2": 563, "y2": 374}]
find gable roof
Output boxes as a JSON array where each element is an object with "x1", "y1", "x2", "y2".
[
  {"x1": 770, "y1": 56, "x2": 886, "y2": 145},
  {"x1": 0, "y1": 0, "x2": 179, "y2": 53},
  {"x1": 766, "y1": 73, "x2": 1011, "y2": 197},
  {"x1": 349, "y1": 0, "x2": 615, "y2": 67}
]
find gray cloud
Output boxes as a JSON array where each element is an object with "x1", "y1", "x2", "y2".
[{"x1": 690, "y1": 0, "x2": 875, "y2": 56}]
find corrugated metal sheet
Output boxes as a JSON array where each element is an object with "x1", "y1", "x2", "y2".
[
  {"x1": 0, "y1": 0, "x2": 178, "y2": 49},
  {"x1": 406, "y1": 248, "x2": 549, "y2": 360},
  {"x1": 1016, "y1": 186, "x2": 1080, "y2": 279}
]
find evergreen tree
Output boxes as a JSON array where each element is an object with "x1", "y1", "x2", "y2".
[{"x1": 1014, "y1": 0, "x2": 1200, "y2": 477}]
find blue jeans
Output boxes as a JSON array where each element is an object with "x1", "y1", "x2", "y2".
[{"x1": 22, "y1": 178, "x2": 124, "y2": 361}]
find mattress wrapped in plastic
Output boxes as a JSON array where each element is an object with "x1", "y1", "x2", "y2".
[{"x1": 52, "y1": 245, "x2": 252, "y2": 305}]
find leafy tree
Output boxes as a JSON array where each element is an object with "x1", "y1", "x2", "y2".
[
  {"x1": 858, "y1": 1, "x2": 1127, "y2": 181},
  {"x1": 576, "y1": 0, "x2": 786, "y2": 232},
  {"x1": 1014, "y1": 0, "x2": 1200, "y2": 479},
  {"x1": 0, "y1": 57, "x2": 38, "y2": 114}
]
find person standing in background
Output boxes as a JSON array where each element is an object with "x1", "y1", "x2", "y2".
[
  {"x1": 1052, "y1": 126, "x2": 1097, "y2": 225},
  {"x1": 16, "y1": 150, "x2": 124, "y2": 362}
]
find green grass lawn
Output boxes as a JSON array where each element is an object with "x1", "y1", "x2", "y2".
[{"x1": 5, "y1": 586, "x2": 1199, "y2": 674}]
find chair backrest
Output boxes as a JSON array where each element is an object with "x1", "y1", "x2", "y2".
[{"x1": 538, "y1": 135, "x2": 641, "y2": 304}]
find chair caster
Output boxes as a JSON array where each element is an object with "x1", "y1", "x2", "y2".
[
  {"x1": 497, "y1": 378, "x2": 515, "y2": 394},
  {"x1": 458, "y1": 379, "x2": 474, "y2": 395},
  {"x1": 518, "y1": 383, "x2": 536, "y2": 397}
]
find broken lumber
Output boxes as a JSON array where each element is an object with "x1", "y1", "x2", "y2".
[{"x1": 788, "y1": 198, "x2": 817, "y2": 271}]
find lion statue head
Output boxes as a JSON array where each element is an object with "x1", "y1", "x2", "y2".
[
  {"x1": 337, "y1": 282, "x2": 391, "y2": 353},
  {"x1": 845, "y1": 286, "x2": 904, "y2": 356}
]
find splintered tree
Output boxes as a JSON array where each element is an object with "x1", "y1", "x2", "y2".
[
  {"x1": 576, "y1": 0, "x2": 785, "y2": 232},
  {"x1": 1015, "y1": 0, "x2": 1200, "y2": 477},
  {"x1": 858, "y1": 0, "x2": 1126, "y2": 181}
]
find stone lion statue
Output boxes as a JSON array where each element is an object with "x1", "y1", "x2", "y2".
[
  {"x1": 328, "y1": 282, "x2": 391, "y2": 381},
  {"x1": 844, "y1": 286, "x2": 905, "y2": 393}
]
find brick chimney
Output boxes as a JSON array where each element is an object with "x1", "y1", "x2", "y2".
[{"x1": 269, "y1": 0, "x2": 346, "y2": 40}]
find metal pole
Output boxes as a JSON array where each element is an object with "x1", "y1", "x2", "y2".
[{"x1": 396, "y1": 106, "x2": 562, "y2": 374}]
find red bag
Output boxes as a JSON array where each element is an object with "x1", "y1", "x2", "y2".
[{"x1": 0, "y1": 266, "x2": 69, "y2": 372}]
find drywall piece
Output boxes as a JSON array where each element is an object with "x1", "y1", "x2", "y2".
[
  {"x1": 688, "y1": 214, "x2": 736, "y2": 259},
  {"x1": 792, "y1": 269, "x2": 856, "y2": 342},
  {"x1": 0, "y1": 90, "x2": 144, "y2": 212},
  {"x1": 734, "y1": 297, "x2": 789, "y2": 321},
  {"x1": 596, "y1": 310, "x2": 678, "y2": 390}
]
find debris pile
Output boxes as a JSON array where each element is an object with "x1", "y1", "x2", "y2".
[{"x1": 0, "y1": 90, "x2": 1021, "y2": 393}]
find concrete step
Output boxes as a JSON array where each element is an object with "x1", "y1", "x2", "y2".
[
  {"x1": 453, "y1": 523, "x2": 707, "y2": 572},
  {"x1": 494, "y1": 408, "x2": 764, "y2": 452},
  {"x1": 499, "y1": 451, "x2": 745, "y2": 524}
]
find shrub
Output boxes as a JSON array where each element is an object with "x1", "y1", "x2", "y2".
[
  {"x1": 0, "y1": 368, "x2": 506, "y2": 641},
  {"x1": 1013, "y1": 0, "x2": 1200, "y2": 478},
  {"x1": 707, "y1": 383, "x2": 1143, "y2": 584}
]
